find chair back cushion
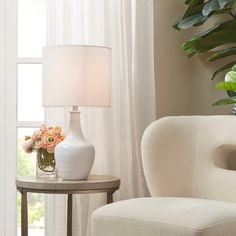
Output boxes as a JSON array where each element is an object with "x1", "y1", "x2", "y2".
[{"x1": 141, "y1": 116, "x2": 236, "y2": 202}]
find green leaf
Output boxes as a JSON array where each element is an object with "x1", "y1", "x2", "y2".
[
  {"x1": 203, "y1": 0, "x2": 220, "y2": 16},
  {"x1": 185, "y1": 0, "x2": 204, "y2": 5},
  {"x1": 231, "y1": 65, "x2": 236, "y2": 71},
  {"x1": 225, "y1": 71, "x2": 236, "y2": 82},
  {"x1": 232, "y1": 64, "x2": 236, "y2": 71},
  {"x1": 215, "y1": 81, "x2": 236, "y2": 90},
  {"x1": 174, "y1": 0, "x2": 234, "y2": 30},
  {"x1": 211, "y1": 61, "x2": 236, "y2": 80},
  {"x1": 173, "y1": 1, "x2": 207, "y2": 29},
  {"x1": 218, "y1": 0, "x2": 236, "y2": 8},
  {"x1": 218, "y1": 0, "x2": 229, "y2": 8},
  {"x1": 227, "y1": 90, "x2": 236, "y2": 97},
  {"x1": 183, "y1": 20, "x2": 236, "y2": 55},
  {"x1": 202, "y1": 0, "x2": 235, "y2": 16},
  {"x1": 213, "y1": 96, "x2": 236, "y2": 105},
  {"x1": 213, "y1": 7, "x2": 234, "y2": 14},
  {"x1": 225, "y1": 70, "x2": 236, "y2": 96},
  {"x1": 178, "y1": 14, "x2": 209, "y2": 29},
  {"x1": 185, "y1": 0, "x2": 193, "y2": 4},
  {"x1": 208, "y1": 47, "x2": 236, "y2": 61}
]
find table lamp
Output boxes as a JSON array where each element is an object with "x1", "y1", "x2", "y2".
[{"x1": 42, "y1": 45, "x2": 111, "y2": 180}]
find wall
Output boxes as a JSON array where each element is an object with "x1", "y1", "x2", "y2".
[{"x1": 154, "y1": 0, "x2": 231, "y2": 118}]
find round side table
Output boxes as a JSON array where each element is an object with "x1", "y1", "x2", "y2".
[{"x1": 16, "y1": 175, "x2": 120, "y2": 236}]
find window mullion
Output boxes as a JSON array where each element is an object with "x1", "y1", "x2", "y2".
[
  {"x1": 17, "y1": 57, "x2": 42, "y2": 64},
  {"x1": 16, "y1": 121, "x2": 44, "y2": 128}
]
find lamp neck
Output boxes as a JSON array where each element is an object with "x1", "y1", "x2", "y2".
[
  {"x1": 68, "y1": 110, "x2": 84, "y2": 140},
  {"x1": 72, "y1": 105, "x2": 79, "y2": 112}
]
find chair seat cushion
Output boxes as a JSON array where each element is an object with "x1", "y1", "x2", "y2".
[{"x1": 92, "y1": 197, "x2": 236, "y2": 236}]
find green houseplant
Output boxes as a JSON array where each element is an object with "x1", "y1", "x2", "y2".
[
  {"x1": 214, "y1": 65, "x2": 236, "y2": 105},
  {"x1": 174, "y1": 0, "x2": 236, "y2": 80},
  {"x1": 174, "y1": 0, "x2": 236, "y2": 108}
]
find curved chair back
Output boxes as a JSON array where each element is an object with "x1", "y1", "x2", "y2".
[{"x1": 141, "y1": 116, "x2": 236, "y2": 202}]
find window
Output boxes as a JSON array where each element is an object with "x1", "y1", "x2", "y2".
[
  {"x1": 17, "y1": 0, "x2": 47, "y2": 235},
  {"x1": 0, "y1": 0, "x2": 47, "y2": 234}
]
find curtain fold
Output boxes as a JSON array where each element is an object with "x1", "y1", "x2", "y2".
[{"x1": 45, "y1": 0, "x2": 156, "y2": 235}]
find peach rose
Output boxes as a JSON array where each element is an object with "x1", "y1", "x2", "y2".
[
  {"x1": 41, "y1": 131, "x2": 60, "y2": 150},
  {"x1": 23, "y1": 139, "x2": 33, "y2": 154},
  {"x1": 22, "y1": 125, "x2": 64, "y2": 155},
  {"x1": 32, "y1": 130, "x2": 43, "y2": 141},
  {"x1": 58, "y1": 134, "x2": 65, "y2": 142},
  {"x1": 40, "y1": 125, "x2": 47, "y2": 132},
  {"x1": 54, "y1": 126, "x2": 62, "y2": 135}
]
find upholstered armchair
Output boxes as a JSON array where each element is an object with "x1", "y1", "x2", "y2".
[{"x1": 92, "y1": 116, "x2": 236, "y2": 236}]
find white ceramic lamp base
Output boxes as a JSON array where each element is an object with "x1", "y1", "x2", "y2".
[{"x1": 55, "y1": 109, "x2": 95, "y2": 180}]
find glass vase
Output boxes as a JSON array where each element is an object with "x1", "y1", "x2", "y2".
[{"x1": 36, "y1": 150, "x2": 57, "y2": 178}]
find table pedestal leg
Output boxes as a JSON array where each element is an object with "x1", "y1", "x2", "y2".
[
  {"x1": 107, "y1": 192, "x2": 113, "y2": 204},
  {"x1": 20, "y1": 189, "x2": 28, "y2": 236},
  {"x1": 67, "y1": 194, "x2": 73, "y2": 236}
]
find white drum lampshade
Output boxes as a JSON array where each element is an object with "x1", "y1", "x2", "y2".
[{"x1": 42, "y1": 45, "x2": 111, "y2": 180}]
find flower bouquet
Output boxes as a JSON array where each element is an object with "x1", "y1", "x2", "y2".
[{"x1": 23, "y1": 125, "x2": 64, "y2": 177}]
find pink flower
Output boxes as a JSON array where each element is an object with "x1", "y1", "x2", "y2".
[
  {"x1": 34, "y1": 140, "x2": 42, "y2": 150},
  {"x1": 42, "y1": 131, "x2": 60, "y2": 150},
  {"x1": 54, "y1": 126, "x2": 62, "y2": 135},
  {"x1": 55, "y1": 132, "x2": 64, "y2": 142},
  {"x1": 22, "y1": 125, "x2": 64, "y2": 155},
  {"x1": 40, "y1": 125, "x2": 47, "y2": 132},
  {"x1": 23, "y1": 139, "x2": 33, "y2": 154},
  {"x1": 32, "y1": 131, "x2": 43, "y2": 141}
]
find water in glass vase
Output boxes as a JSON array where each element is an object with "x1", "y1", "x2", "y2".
[{"x1": 36, "y1": 150, "x2": 56, "y2": 178}]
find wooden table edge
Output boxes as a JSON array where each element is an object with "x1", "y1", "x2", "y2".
[
  {"x1": 16, "y1": 186, "x2": 120, "y2": 194},
  {"x1": 16, "y1": 175, "x2": 120, "y2": 193}
]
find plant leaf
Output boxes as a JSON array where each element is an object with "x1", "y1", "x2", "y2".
[
  {"x1": 227, "y1": 90, "x2": 236, "y2": 97},
  {"x1": 213, "y1": 96, "x2": 236, "y2": 105},
  {"x1": 185, "y1": 0, "x2": 204, "y2": 5},
  {"x1": 208, "y1": 47, "x2": 236, "y2": 61},
  {"x1": 211, "y1": 60, "x2": 236, "y2": 80},
  {"x1": 178, "y1": 14, "x2": 209, "y2": 29},
  {"x1": 173, "y1": 1, "x2": 206, "y2": 30},
  {"x1": 232, "y1": 64, "x2": 236, "y2": 71},
  {"x1": 185, "y1": 0, "x2": 194, "y2": 4},
  {"x1": 174, "y1": 0, "x2": 233, "y2": 30},
  {"x1": 213, "y1": 7, "x2": 234, "y2": 14},
  {"x1": 203, "y1": 0, "x2": 220, "y2": 16},
  {"x1": 182, "y1": 20, "x2": 236, "y2": 54},
  {"x1": 203, "y1": 0, "x2": 236, "y2": 16},
  {"x1": 215, "y1": 81, "x2": 236, "y2": 90},
  {"x1": 224, "y1": 68, "x2": 236, "y2": 97},
  {"x1": 225, "y1": 71, "x2": 236, "y2": 82},
  {"x1": 218, "y1": 0, "x2": 228, "y2": 8},
  {"x1": 218, "y1": 0, "x2": 236, "y2": 8}
]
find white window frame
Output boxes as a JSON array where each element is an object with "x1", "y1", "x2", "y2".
[{"x1": 0, "y1": 0, "x2": 45, "y2": 234}]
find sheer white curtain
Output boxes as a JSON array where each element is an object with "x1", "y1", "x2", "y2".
[{"x1": 45, "y1": 0, "x2": 156, "y2": 235}]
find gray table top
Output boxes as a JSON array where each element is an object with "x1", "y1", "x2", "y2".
[{"x1": 16, "y1": 175, "x2": 120, "y2": 192}]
